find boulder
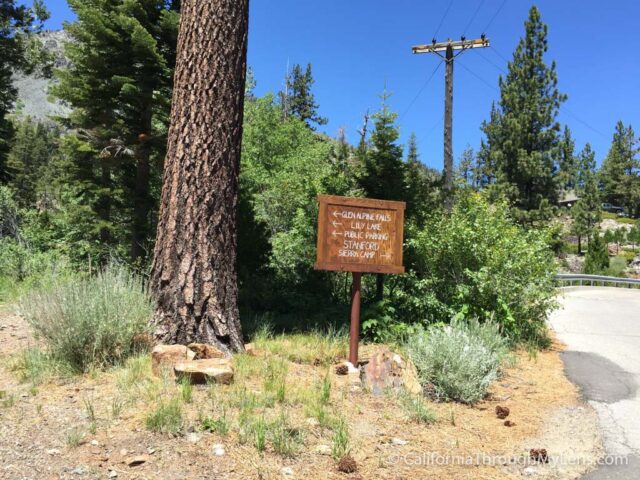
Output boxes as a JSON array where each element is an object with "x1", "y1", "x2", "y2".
[
  {"x1": 187, "y1": 343, "x2": 227, "y2": 359},
  {"x1": 360, "y1": 348, "x2": 422, "y2": 396},
  {"x1": 174, "y1": 358, "x2": 234, "y2": 384},
  {"x1": 151, "y1": 345, "x2": 196, "y2": 376}
]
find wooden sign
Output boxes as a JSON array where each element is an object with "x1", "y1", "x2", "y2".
[{"x1": 315, "y1": 195, "x2": 406, "y2": 274}]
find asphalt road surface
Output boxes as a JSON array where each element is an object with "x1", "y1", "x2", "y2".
[{"x1": 549, "y1": 287, "x2": 640, "y2": 479}]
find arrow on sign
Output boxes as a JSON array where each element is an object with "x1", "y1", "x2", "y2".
[
  {"x1": 332, "y1": 231, "x2": 343, "y2": 238},
  {"x1": 332, "y1": 211, "x2": 343, "y2": 218},
  {"x1": 380, "y1": 253, "x2": 392, "y2": 259},
  {"x1": 331, "y1": 220, "x2": 342, "y2": 228}
]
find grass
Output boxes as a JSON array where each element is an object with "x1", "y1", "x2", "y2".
[
  {"x1": 65, "y1": 428, "x2": 85, "y2": 447},
  {"x1": 251, "y1": 324, "x2": 347, "y2": 366},
  {"x1": 145, "y1": 396, "x2": 184, "y2": 434},
  {"x1": 399, "y1": 392, "x2": 437, "y2": 425},
  {"x1": 270, "y1": 410, "x2": 304, "y2": 457},
  {"x1": 200, "y1": 407, "x2": 230, "y2": 436},
  {"x1": 602, "y1": 212, "x2": 637, "y2": 224},
  {"x1": 10, "y1": 347, "x2": 72, "y2": 385},
  {"x1": 331, "y1": 416, "x2": 350, "y2": 460}
]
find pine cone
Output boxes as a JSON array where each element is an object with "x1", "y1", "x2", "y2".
[
  {"x1": 496, "y1": 405, "x2": 510, "y2": 419},
  {"x1": 422, "y1": 382, "x2": 437, "y2": 399},
  {"x1": 337, "y1": 455, "x2": 358, "y2": 473},
  {"x1": 504, "y1": 420, "x2": 516, "y2": 427},
  {"x1": 335, "y1": 364, "x2": 349, "y2": 375},
  {"x1": 530, "y1": 448, "x2": 549, "y2": 463}
]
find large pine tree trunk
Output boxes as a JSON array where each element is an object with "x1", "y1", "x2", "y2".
[{"x1": 150, "y1": 0, "x2": 249, "y2": 353}]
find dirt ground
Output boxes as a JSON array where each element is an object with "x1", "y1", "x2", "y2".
[{"x1": 0, "y1": 308, "x2": 602, "y2": 480}]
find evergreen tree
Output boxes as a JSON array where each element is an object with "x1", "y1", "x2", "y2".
[
  {"x1": 404, "y1": 132, "x2": 439, "y2": 226},
  {"x1": 600, "y1": 121, "x2": 639, "y2": 216},
  {"x1": 6, "y1": 117, "x2": 60, "y2": 207},
  {"x1": 0, "y1": 0, "x2": 48, "y2": 181},
  {"x1": 480, "y1": 6, "x2": 566, "y2": 222},
  {"x1": 52, "y1": 0, "x2": 179, "y2": 262},
  {"x1": 584, "y1": 230, "x2": 609, "y2": 274},
  {"x1": 359, "y1": 90, "x2": 405, "y2": 301},
  {"x1": 456, "y1": 146, "x2": 475, "y2": 187},
  {"x1": 558, "y1": 125, "x2": 577, "y2": 192},
  {"x1": 570, "y1": 143, "x2": 600, "y2": 254},
  {"x1": 279, "y1": 63, "x2": 327, "y2": 129}
]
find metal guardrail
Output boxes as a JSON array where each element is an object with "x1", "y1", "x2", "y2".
[{"x1": 556, "y1": 273, "x2": 640, "y2": 288}]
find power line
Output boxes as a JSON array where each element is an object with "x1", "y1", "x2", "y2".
[
  {"x1": 433, "y1": 0, "x2": 455, "y2": 39},
  {"x1": 457, "y1": 60, "x2": 499, "y2": 93},
  {"x1": 463, "y1": 0, "x2": 486, "y2": 35},
  {"x1": 563, "y1": 107, "x2": 609, "y2": 140},
  {"x1": 399, "y1": 62, "x2": 442, "y2": 121},
  {"x1": 482, "y1": 0, "x2": 508, "y2": 33},
  {"x1": 476, "y1": 49, "x2": 507, "y2": 74}
]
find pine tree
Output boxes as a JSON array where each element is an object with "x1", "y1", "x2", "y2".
[
  {"x1": 570, "y1": 144, "x2": 600, "y2": 254},
  {"x1": 279, "y1": 63, "x2": 327, "y2": 129},
  {"x1": 52, "y1": 0, "x2": 179, "y2": 261},
  {"x1": 584, "y1": 230, "x2": 609, "y2": 274},
  {"x1": 404, "y1": 132, "x2": 439, "y2": 226},
  {"x1": 480, "y1": 6, "x2": 566, "y2": 222},
  {"x1": 358, "y1": 90, "x2": 406, "y2": 301},
  {"x1": 456, "y1": 146, "x2": 475, "y2": 187},
  {"x1": 0, "y1": 0, "x2": 48, "y2": 181},
  {"x1": 558, "y1": 125, "x2": 577, "y2": 192},
  {"x1": 600, "y1": 121, "x2": 639, "y2": 216},
  {"x1": 150, "y1": 0, "x2": 248, "y2": 351}
]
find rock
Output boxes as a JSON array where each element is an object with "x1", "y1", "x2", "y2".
[
  {"x1": 212, "y1": 444, "x2": 225, "y2": 456},
  {"x1": 337, "y1": 455, "x2": 357, "y2": 473},
  {"x1": 71, "y1": 467, "x2": 85, "y2": 475},
  {"x1": 360, "y1": 348, "x2": 422, "y2": 396},
  {"x1": 187, "y1": 343, "x2": 227, "y2": 360},
  {"x1": 496, "y1": 405, "x2": 510, "y2": 419},
  {"x1": 314, "y1": 444, "x2": 332, "y2": 455},
  {"x1": 90, "y1": 440, "x2": 99, "y2": 446},
  {"x1": 391, "y1": 437, "x2": 408, "y2": 446},
  {"x1": 523, "y1": 466, "x2": 538, "y2": 476},
  {"x1": 108, "y1": 471, "x2": 118, "y2": 478},
  {"x1": 186, "y1": 432, "x2": 201, "y2": 444},
  {"x1": 46, "y1": 448, "x2": 60, "y2": 456},
  {"x1": 151, "y1": 345, "x2": 196, "y2": 376},
  {"x1": 126, "y1": 454, "x2": 151, "y2": 467},
  {"x1": 174, "y1": 358, "x2": 234, "y2": 385},
  {"x1": 119, "y1": 449, "x2": 128, "y2": 457},
  {"x1": 281, "y1": 466, "x2": 294, "y2": 476},
  {"x1": 146, "y1": 447, "x2": 156, "y2": 455}
]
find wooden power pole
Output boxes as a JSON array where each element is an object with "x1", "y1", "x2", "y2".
[{"x1": 412, "y1": 36, "x2": 490, "y2": 210}]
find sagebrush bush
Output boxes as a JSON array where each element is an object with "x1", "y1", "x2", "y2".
[
  {"x1": 18, "y1": 264, "x2": 153, "y2": 372},
  {"x1": 405, "y1": 319, "x2": 509, "y2": 404}
]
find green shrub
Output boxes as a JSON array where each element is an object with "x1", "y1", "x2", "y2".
[
  {"x1": 584, "y1": 232, "x2": 609, "y2": 274},
  {"x1": 405, "y1": 319, "x2": 509, "y2": 404},
  {"x1": 398, "y1": 193, "x2": 558, "y2": 342},
  {"x1": 145, "y1": 397, "x2": 183, "y2": 434},
  {"x1": 18, "y1": 264, "x2": 153, "y2": 372},
  {"x1": 605, "y1": 256, "x2": 628, "y2": 278}
]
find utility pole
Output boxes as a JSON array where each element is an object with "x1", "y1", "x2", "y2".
[{"x1": 412, "y1": 36, "x2": 490, "y2": 211}]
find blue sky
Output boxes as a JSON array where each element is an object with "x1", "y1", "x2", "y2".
[{"x1": 41, "y1": 0, "x2": 640, "y2": 170}]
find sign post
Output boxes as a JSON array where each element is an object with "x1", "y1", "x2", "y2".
[{"x1": 315, "y1": 195, "x2": 406, "y2": 364}]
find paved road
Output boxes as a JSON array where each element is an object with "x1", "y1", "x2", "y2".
[{"x1": 549, "y1": 287, "x2": 640, "y2": 479}]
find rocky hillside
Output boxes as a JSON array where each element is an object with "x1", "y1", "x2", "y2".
[{"x1": 12, "y1": 30, "x2": 70, "y2": 120}]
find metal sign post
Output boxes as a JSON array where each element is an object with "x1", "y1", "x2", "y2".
[{"x1": 315, "y1": 195, "x2": 405, "y2": 364}]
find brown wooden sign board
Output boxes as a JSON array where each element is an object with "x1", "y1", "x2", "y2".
[{"x1": 315, "y1": 195, "x2": 406, "y2": 273}]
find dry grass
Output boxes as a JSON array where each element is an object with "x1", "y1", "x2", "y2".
[{"x1": 1, "y1": 315, "x2": 595, "y2": 480}]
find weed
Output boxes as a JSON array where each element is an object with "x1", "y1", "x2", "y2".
[
  {"x1": 270, "y1": 411, "x2": 303, "y2": 457},
  {"x1": 253, "y1": 415, "x2": 267, "y2": 453},
  {"x1": 253, "y1": 326, "x2": 347, "y2": 366},
  {"x1": 178, "y1": 376, "x2": 193, "y2": 404},
  {"x1": 145, "y1": 397, "x2": 183, "y2": 434},
  {"x1": 331, "y1": 416, "x2": 350, "y2": 460},
  {"x1": 263, "y1": 358, "x2": 288, "y2": 404},
  {"x1": 200, "y1": 407, "x2": 229, "y2": 436},
  {"x1": 65, "y1": 428, "x2": 85, "y2": 447},
  {"x1": 318, "y1": 370, "x2": 331, "y2": 405},
  {"x1": 0, "y1": 393, "x2": 15, "y2": 408},
  {"x1": 11, "y1": 347, "x2": 71, "y2": 384},
  {"x1": 29, "y1": 386, "x2": 38, "y2": 396},
  {"x1": 399, "y1": 392, "x2": 437, "y2": 424},
  {"x1": 83, "y1": 397, "x2": 97, "y2": 424},
  {"x1": 111, "y1": 396, "x2": 126, "y2": 419}
]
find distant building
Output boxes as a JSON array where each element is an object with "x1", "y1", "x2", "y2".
[{"x1": 558, "y1": 190, "x2": 579, "y2": 208}]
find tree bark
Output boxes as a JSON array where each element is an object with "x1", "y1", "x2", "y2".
[{"x1": 150, "y1": 0, "x2": 249, "y2": 353}]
